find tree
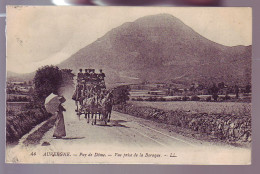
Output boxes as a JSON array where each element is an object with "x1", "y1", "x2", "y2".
[
  {"x1": 209, "y1": 83, "x2": 219, "y2": 101},
  {"x1": 189, "y1": 83, "x2": 195, "y2": 92},
  {"x1": 234, "y1": 85, "x2": 239, "y2": 99},
  {"x1": 218, "y1": 82, "x2": 225, "y2": 89},
  {"x1": 245, "y1": 84, "x2": 251, "y2": 93},
  {"x1": 112, "y1": 85, "x2": 130, "y2": 104},
  {"x1": 33, "y1": 65, "x2": 62, "y2": 104}
]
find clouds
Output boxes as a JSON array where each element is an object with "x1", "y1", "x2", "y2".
[{"x1": 6, "y1": 6, "x2": 252, "y2": 73}]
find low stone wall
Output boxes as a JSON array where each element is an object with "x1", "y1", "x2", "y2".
[{"x1": 113, "y1": 104, "x2": 251, "y2": 143}]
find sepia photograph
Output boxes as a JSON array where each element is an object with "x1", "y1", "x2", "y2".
[{"x1": 5, "y1": 6, "x2": 252, "y2": 164}]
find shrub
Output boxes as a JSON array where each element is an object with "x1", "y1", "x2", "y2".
[
  {"x1": 182, "y1": 96, "x2": 190, "y2": 101},
  {"x1": 171, "y1": 97, "x2": 182, "y2": 101},
  {"x1": 206, "y1": 96, "x2": 211, "y2": 102},
  {"x1": 224, "y1": 94, "x2": 231, "y2": 100},
  {"x1": 136, "y1": 97, "x2": 144, "y2": 101},
  {"x1": 191, "y1": 95, "x2": 200, "y2": 101},
  {"x1": 158, "y1": 97, "x2": 166, "y2": 101},
  {"x1": 112, "y1": 85, "x2": 130, "y2": 104},
  {"x1": 212, "y1": 94, "x2": 218, "y2": 101},
  {"x1": 146, "y1": 97, "x2": 157, "y2": 101}
]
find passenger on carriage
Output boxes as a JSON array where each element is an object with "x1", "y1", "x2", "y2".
[
  {"x1": 83, "y1": 69, "x2": 90, "y2": 83},
  {"x1": 98, "y1": 69, "x2": 106, "y2": 89},
  {"x1": 98, "y1": 69, "x2": 106, "y2": 81},
  {"x1": 90, "y1": 69, "x2": 98, "y2": 84},
  {"x1": 77, "y1": 69, "x2": 84, "y2": 83}
]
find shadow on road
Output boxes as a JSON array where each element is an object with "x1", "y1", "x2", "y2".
[
  {"x1": 55, "y1": 137, "x2": 85, "y2": 140},
  {"x1": 95, "y1": 119, "x2": 130, "y2": 128}
]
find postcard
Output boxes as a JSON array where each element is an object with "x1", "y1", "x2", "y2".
[{"x1": 6, "y1": 6, "x2": 252, "y2": 164}]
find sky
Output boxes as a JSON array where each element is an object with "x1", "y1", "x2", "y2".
[{"x1": 6, "y1": 6, "x2": 252, "y2": 74}]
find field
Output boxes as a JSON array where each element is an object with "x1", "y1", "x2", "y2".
[
  {"x1": 129, "y1": 101, "x2": 251, "y2": 116},
  {"x1": 6, "y1": 102, "x2": 29, "y2": 113}
]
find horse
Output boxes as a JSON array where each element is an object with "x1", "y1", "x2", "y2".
[
  {"x1": 99, "y1": 90, "x2": 114, "y2": 125},
  {"x1": 83, "y1": 94, "x2": 97, "y2": 124},
  {"x1": 72, "y1": 84, "x2": 84, "y2": 114},
  {"x1": 105, "y1": 91, "x2": 113, "y2": 122}
]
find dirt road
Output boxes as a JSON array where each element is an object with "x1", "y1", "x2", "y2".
[{"x1": 6, "y1": 99, "x2": 251, "y2": 164}]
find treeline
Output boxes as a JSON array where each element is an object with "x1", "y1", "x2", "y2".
[
  {"x1": 167, "y1": 82, "x2": 251, "y2": 96},
  {"x1": 132, "y1": 95, "x2": 235, "y2": 102}
]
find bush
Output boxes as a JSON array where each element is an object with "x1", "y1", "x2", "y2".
[
  {"x1": 212, "y1": 94, "x2": 218, "y2": 101},
  {"x1": 146, "y1": 97, "x2": 157, "y2": 101},
  {"x1": 206, "y1": 96, "x2": 211, "y2": 102},
  {"x1": 224, "y1": 94, "x2": 231, "y2": 100},
  {"x1": 158, "y1": 97, "x2": 166, "y2": 101},
  {"x1": 170, "y1": 97, "x2": 182, "y2": 101},
  {"x1": 191, "y1": 95, "x2": 200, "y2": 101},
  {"x1": 136, "y1": 97, "x2": 144, "y2": 101},
  {"x1": 112, "y1": 85, "x2": 130, "y2": 104},
  {"x1": 182, "y1": 96, "x2": 190, "y2": 101}
]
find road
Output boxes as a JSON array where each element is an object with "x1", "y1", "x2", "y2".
[{"x1": 6, "y1": 99, "x2": 251, "y2": 164}]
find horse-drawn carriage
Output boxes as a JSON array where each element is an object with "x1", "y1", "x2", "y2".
[{"x1": 72, "y1": 69, "x2": 113, "y2": 125}]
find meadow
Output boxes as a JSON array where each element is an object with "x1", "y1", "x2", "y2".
[{"x1": 130, "y1": 101, "x2": 251, "y2": 116}]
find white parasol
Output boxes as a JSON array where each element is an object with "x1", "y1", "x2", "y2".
[{"x1": 44, "y1": 93, "x2": 60, "y2": 114}]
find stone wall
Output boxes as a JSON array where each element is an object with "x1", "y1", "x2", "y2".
[{"x1": 113, "y1": 104, "x2": 251, "y2": 143}]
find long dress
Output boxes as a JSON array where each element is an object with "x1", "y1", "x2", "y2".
[{"x1": 53, "y1": 103, "x2": 66, "y2": 138}]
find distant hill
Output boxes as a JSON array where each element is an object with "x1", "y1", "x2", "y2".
[
  {"x1": 7, "y1": 71, "x2": 34, "y2": 82},
  {"x1": 8, "y1": 14, "x2": 251, "y2": 87},
  {"x1": 59, "y1": 14, "x2": 251, "y2": 87}
]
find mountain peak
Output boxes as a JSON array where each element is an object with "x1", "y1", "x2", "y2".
[
  {"x1": 134, "y1": 13, "x2": 184, "y2": 26},
  {"x1": 136, "y1": 13, "x2": 178, "y2": 21}
]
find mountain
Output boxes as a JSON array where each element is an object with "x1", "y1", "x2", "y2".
[
  {"x1": 7, "y1": 71, "x2": 34, "y2": 82},
  {"x1": 13, "y1": 14, "x2": 251, "y2": 87}
]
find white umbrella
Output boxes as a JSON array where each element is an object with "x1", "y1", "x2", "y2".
[{"x1": 45, "y1": 93, "x2": 60, "y2": 114}]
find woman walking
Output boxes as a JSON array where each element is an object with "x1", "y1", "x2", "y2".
[{"x1": 53, "y1": 96, "x2": 66, "y2": 139}]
